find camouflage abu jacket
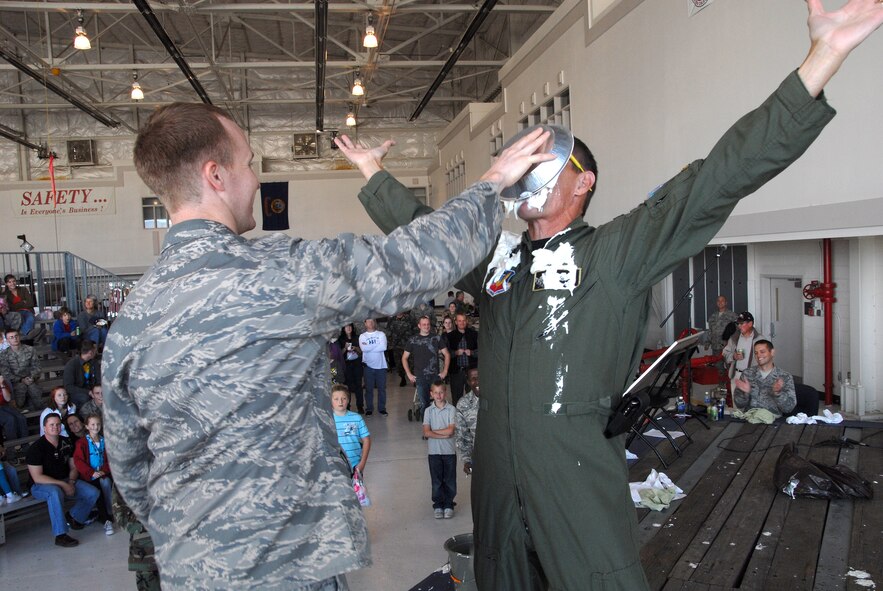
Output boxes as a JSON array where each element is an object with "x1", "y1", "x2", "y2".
[{"x1": 102, "y1": 180, "x2": 503, "y2": 591}]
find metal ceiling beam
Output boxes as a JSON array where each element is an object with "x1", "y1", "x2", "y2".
[
  {"x1": 0, "y1": 122, "x2": 47, "y2": 154},
  {"x1": 410, "y1": 0, "x2": 498, "y2": 121},
  {"x1": 132, "y1": 0, "x2": 212, "y2": 104},
  {"x1": 0, "y1": 3, "x2": 556, "y2": 14},
  {"x1": 0, "y1": 44, "x2": 122, "y2": 128},
  {"x1": 0, "y1": 60, "x2": 505, "y2": 72},
  {"x1": 315, "y1": 0, "x2": 328, "y2": 132}
]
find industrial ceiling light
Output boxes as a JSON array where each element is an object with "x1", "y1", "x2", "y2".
[
  {"x1": 131, "y1": 71, "x2": 144, "y2": 100},
  {"x1": 345, "y1": 111, "x2": 356, "y2": 127},
  {"x1": 351, "y1": 74, "x2": 364, "y2": 96},
  {"x1": 363, "y1": 15, "x2": 378, "y2": 49},
  {"x1": 74, "y1": 10, "x2": 91, "y2": 50}
]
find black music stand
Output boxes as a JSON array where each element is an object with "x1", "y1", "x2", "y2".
[{"x1": 606, "y1": 332, "x2": 704, "y2": 467}]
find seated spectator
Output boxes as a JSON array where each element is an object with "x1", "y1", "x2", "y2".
[
  {"x1": 2, "y1": 275, "x2": 36, "y2": 337},
  {"x1": 0, "y1": 429, "x2": 26, "y2": 505},
  {"x1": 79, "y1": 384, "x2": 104, "y2": 419},
  {"x1": 733, "y1": 340, "x2": 796, "y2": 417},
  {"x1": 26, "y1": 413, "x2": 99, "y2": 547},
  {"x1": 455, "y1": 367, "x2": 480, "y2": 475},
  {"x1": 0, "y1": 328, "x2": 43, "y2": 411},
  {"x1": 442, "y1": 290, "x2": 456, "y2": 309},
  {"x1": 52, "y1": 307, "x2": 81, "y2": 353},
  {"x1": 447, "y1": 302, "x2": 458, "y2": 320},
  {"x1": 76, "y1": 295, "x2": 109, "y2": 348},
  {"x1": 64, "y1": 413, "x2": 87, "y2": 445},
  {"x1": 40, "y1": 387, "x2": 76, "y2": 437},
  {"x1": 0, "y1": 375, "x2": 28, "y2": 439},
  {"x1": 73, "y1": 414, "x2": 114, "y2": 536},
  {"x1": 63, "y1": 340, "x2": 98, "y2": 408},
  {"x1": 0, "y1": 297, "x2": 44, "y2": 344}
]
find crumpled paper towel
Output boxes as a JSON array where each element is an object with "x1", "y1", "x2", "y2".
[
  {"x1": 629, "y1": 469, "x2": 685, "y2": 510},
  {"x1": 786, "y1": 409, "x2": 844, "y2": 425}
]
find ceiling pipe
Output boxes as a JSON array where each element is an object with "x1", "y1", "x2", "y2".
[
  {"x1": 0, "y1": 123, "x2": 53, "y2": 157},
  {"x1": 409, "y1": 0, "x2": 497, "y2": 121},
  {"x1": 0, "y1": 44, "x2": 121, "y2": 128},
  {"x1": 315, "y1": 0, "x2": 328, "y2": 131},
  {"x1": 132, "y1": 0, "x2": 212, "y2": 104}
]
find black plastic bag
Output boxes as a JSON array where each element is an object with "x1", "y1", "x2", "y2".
[{"x1": 773, "y1": 442, "x2": 873, "y2": 500}]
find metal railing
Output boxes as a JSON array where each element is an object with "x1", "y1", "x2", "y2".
[{"x1": 1, "y1": 251, "x2": 134, "y2": 319}]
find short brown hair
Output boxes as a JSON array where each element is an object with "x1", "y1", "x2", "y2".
[
  {"x1": 134, "y1": 103, "x2": 236, "y2": 210},
  {"x1": 331, "y1": 384, "x2": 350, "y2": 399}
]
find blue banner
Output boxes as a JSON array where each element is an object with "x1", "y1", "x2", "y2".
[{"x1": 260, "y1": 182, "x2": 289, "y2": 231}]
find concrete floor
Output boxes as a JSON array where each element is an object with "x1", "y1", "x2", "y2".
[{"x1": 0, "y1": 376, "x2": 467, "y2": 591}]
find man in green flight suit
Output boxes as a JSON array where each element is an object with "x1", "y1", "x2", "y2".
[{"x1": 337, "y1": 2, "x2": 883, "y2": 588}]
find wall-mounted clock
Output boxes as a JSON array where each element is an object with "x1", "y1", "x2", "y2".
[{"x1": 292, "y1": 132, "x2": 318, "y2": 158}]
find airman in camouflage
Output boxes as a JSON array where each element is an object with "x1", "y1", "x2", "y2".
[
  {"x1": 112, "y1": 485, "x2": 161, "y2": 591},
  {"x1": 455, "y1": 367, "x2": 480, "y2": 474},
  {"x1": 102, "y1": 104, "x2": 551, "y2": 590},
  {"x1": 707, "y1": 295, "x2": 738, "y2": 355},
  {"x1": 386, "y1": 311, "x2": 416, "y2": 386},
  {"x1": 0, "y1": 328, "x2": 43, "y2": 410}
]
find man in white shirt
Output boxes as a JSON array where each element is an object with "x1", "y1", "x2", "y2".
[{"x1": 359, "y1": 318, "x2": 388, "y2": 416}]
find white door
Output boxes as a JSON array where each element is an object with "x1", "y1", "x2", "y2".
[{"x1": 765, "y1": 277, "x2": 804, "y2": 382}]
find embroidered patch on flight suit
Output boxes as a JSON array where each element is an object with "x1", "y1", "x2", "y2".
[{"x1": 486, "y1": 269, "x2": 516, "y2": 297}]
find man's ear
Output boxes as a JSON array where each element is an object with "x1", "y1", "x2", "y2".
[
  {"x1": 202, "y1": 159, "x2": 224, "y2": 192},
  {"x1": 575, "y1": 171, "x2": 596, "y2": 197}
]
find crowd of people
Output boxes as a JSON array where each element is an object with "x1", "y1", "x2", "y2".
[
  {"x1": 0, "y1": 2, "x2": 873, "y2": 588},
  {"x1": 0, "y1": 290, "x2": 114, "y2": 547},
  {"x1": 329, "y1": 310, "x2": 482, "y2": 522}
]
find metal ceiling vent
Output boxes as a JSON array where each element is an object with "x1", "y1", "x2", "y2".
[{"x1": 67, "y1": 139, "x2": 97, "y2": 165}]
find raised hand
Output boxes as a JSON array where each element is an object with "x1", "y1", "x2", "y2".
[
  {"x1": 479, "y1": 127, "x2": 556, "y2": 189},
  {"x1": 799, "y1": 0, "x2": 883, "y2": 96},
  {"x1": 335, "y1": 134, "x2": 396, "y2": 180}
]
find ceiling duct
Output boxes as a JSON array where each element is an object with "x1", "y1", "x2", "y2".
[
  {"x1": 410, "y1": 0, "x2": 498, "y2": 121},
  {"x1": 0, "y1": 44, "x2": 121, "y2": 128},
  {"x1": 132, "y1": 0, "x2": 212, "y2": 104},
  {"x1": 315, "y1": 0, "x2": 328, "y2": 132}
]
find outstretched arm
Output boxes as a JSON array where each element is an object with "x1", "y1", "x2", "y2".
[
  {"x1": 797, "y1": 0, "x2": 883, "y2": 96},
  {"x1": 335, "y1": 135, "x2": 396, "y2": 181}
]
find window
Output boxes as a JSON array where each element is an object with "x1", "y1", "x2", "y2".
[
  {"x1": 446, "y1": 162, "x2": 466, "y2": 199},
  {"x1": 490, "y1": 129, "x2": 504, "y2": 157},
  {"x1": 518, "y1": 88, "x2": 571, "y2": 130},
  {"x1": 142, "y1": 197, "x2": 170, "y2": 229}
]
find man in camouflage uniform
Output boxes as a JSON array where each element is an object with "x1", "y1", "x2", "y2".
[
  {"x1": 0, "y1": 328, "x2": 43, "y2": 410},
  {"x1": 707, "y1": 295, "x2": 738, "y2": 356},
  {"x1": 112, "y1": 486, "x2": 161, "y2": 591},
  {"x1": 102, "y1": 102, "x2": 551, "y2": 590},
  {"x1": 455, "y1": 367, "x2": 480, "y2": 475},
  {"x1": 386, "y1": 311, "x2": 416, "y2": 386}
]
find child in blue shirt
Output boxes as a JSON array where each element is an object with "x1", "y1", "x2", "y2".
[{"x1": 331, "y1": 385, "x2": 371, "y2": 475}]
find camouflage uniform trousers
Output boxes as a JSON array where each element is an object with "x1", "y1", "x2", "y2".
[{"x1": 112, "y1": 485, "x2": 161, "y2": 591}]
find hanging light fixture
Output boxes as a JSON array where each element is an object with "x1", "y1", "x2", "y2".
[
  {"x1": 74, "y1": 10, "x2": 91, "y2": 50},
  {"x1": 363, "y1": 15, "x2": 378, "y2": 49},
  {"x1": 351, "y1": 73, "x2": 364, "y2": 96},
  {"x1": 345, "y1": 110, "x2": 357, "y2": 127},
  {"x1": 131, "y1": 71, "x2": 144, "y2": 100}
]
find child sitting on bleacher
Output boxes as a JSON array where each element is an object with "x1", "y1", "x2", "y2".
[{"x1": 73, "y1": 413, "x2": 114, "y2": 536}]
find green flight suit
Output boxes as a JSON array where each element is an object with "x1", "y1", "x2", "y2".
[{"x1": 357, "y1": 71, "x2": 834, "y2": 590}]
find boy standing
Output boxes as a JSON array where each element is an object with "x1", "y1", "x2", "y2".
[
  {"x1": 423, "y1": 380, "x2": 457, "y2": 519},
  {"x1": 331, "y1": 385, "x2": 371, "y2": 475}
]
